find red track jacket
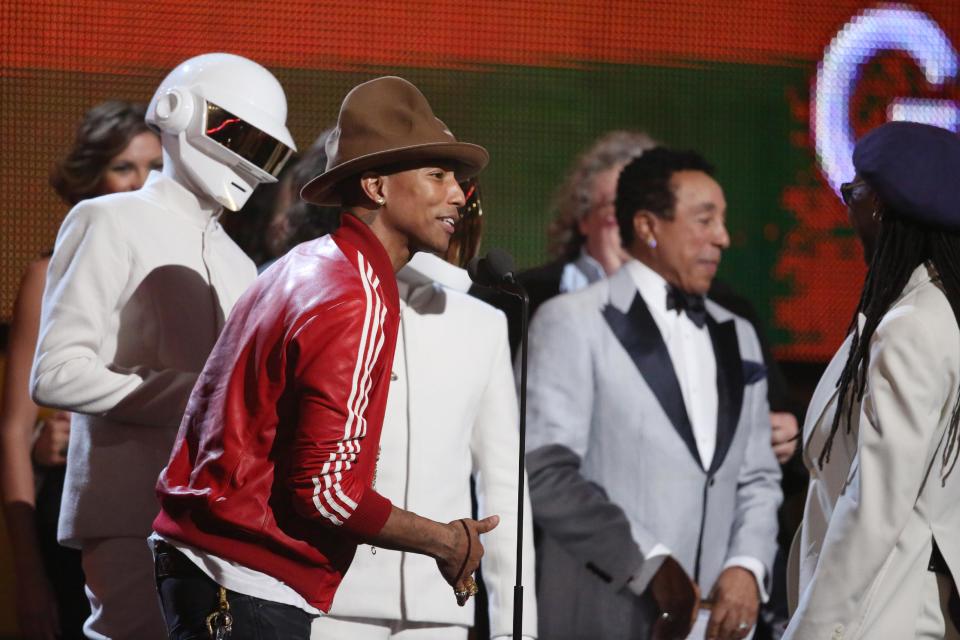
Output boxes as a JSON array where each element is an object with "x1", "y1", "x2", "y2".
[{"x1": 154, "y1": 214, "x2": 399, "y2": 612}]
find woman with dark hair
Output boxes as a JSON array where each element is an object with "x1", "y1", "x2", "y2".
[
  {"x1": 50, "y1": 100, "x2": 161, "y2": 204},
  {"x1": 785, "y1": 121, "x2": 960, "y2": 639},
  {"x1": 0, "y1": 100, "x2": 160, "y2": 639}
]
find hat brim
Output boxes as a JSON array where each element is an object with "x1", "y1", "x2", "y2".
[{"x1": 300, "y1": 141, "x2": 490, "y2": 206}]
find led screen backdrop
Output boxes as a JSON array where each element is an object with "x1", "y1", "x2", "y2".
[{"x1": 1, "y1": 0, "x2": 959, "y2": 364}]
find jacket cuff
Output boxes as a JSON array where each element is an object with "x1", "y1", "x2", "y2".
[
  {"x1": 342, "y1": 489, "x2": 392, "y2": 539},
  {"x1": 723, "y1": 555, "x2": 769, "y2": 603},
  {"x1": 627, "y1": 543, "x2": 671, "y2": 595}
]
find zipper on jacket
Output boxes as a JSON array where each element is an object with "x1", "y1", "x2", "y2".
[{"x1": 692, "y1": 473, "x2": 713, "y2": 583}]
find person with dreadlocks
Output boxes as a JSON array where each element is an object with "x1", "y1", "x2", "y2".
[{"x1": 784, "y1": 121, "x2": 960, "y2": 640}]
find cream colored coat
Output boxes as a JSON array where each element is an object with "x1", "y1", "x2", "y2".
[{"x1": 786, "y1": 264, "x2": 960, "y2": 640}]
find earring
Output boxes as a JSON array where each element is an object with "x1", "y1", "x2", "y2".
[
  {"x1": 376, "y1": 197, "x2": 386, "y2": 206},
  {"x1": 647, "y1": 237, "x2": 657, "y2": 249},
  {"x1": 871, "y1": 208, "x2": 881, "y2": 221}
]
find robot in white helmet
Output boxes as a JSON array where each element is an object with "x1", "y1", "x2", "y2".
[
  {"x1": 30, "y1": 53, "x2": 292, "y2": 640},
  {"x1": 147, "y1": 52, "x2": 296, "y2": 211}
]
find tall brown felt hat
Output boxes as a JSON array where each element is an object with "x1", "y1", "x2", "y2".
[{"x1": 301, "y1": 76, "x2": 489, "y2": 206}]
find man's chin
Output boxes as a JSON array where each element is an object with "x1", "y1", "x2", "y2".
[
  {"x1": 688, "y1": 280, "x2": 712, "y2": 297},
  {"x1": 411, "y1": 237, "x2": 451, "y2": 258}
]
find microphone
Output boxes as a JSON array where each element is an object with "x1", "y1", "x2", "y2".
[
  {"x1": 467, "y1": 249, "x2": 529, "y2": 640},
  {"x1": 467, "y1": 248, "x2": 517, "y2": 288}
]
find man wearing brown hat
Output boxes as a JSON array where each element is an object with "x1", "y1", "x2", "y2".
[{"x1": 150, "y1": 76, "x2": 497, "y2": 640}]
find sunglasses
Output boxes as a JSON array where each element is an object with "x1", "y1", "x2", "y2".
[{"x1": 839, "y1": 180, "x2": 872, "y2": 207}]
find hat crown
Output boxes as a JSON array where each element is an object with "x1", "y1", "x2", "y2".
[
  {"x1": 301, "y1": 76, "x2": 489, "y2": 206},
  {"x1": 853, "y1": 121, "x2": 960, "y2": 230},
  {"x1": 326, "y1": 76, "x2": 457, "y2": 171}
]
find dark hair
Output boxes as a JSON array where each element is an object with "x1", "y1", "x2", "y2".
[
  {"x1": 49, "y1": 100, "x2": 154, "y2": 205},
  {"x1": 821, "y1": 209, "x2": 960, "y2": 477},
  {"x1": 615, "y1": 147, "x2": 714, "y2": 249},
  {"x1": 547, "y1": 131, "x2": 656, "y2": 260},
  {"x1": 282, "y1": 129, "x2": 342, "y2": 250}
]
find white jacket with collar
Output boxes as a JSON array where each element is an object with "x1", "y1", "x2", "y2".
[
  {"x1": 30, "y1": 171, "x2": 256, "y2": 547},
  {"x1": 786, "y1": 263, "x2": 960, "y2": 640},
  {"x1": 325, "y1": 252, "x2": 538, "y2": 639}
]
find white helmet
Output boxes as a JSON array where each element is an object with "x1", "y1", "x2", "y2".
[{"x1": 146, "y1": 53, "x2": 296, "y2": 211}]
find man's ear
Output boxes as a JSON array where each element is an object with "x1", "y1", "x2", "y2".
[
  {"x1": 633, "y1": 210, "x2": 657, "y2": 246},
  {"x1": 359, "y1": 172, "x2": 384, "y2": 205}
]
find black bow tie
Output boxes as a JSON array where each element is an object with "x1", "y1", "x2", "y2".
[{"x1": 666, "y1": 285, "x2": 707, "y2": 328}]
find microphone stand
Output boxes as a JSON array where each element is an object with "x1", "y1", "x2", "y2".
[
  {"x1": 466, "y1": 251, "x2": 529, "y2": 640},
  {"x1": 501, "y1": 276, "x2": 529, "y2": 640}
]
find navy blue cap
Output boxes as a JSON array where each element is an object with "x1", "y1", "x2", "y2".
[{"x1": 853, "y1": 121, "x2": 960, "y2": 230}]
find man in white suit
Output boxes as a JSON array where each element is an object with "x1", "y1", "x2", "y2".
[
  {"x1": 309, "y1": 242, "x2": 537, "y2": 636},
  {"x1": 29, "y1": 54, "x2": 295, "y2": 639},
  {"x1": 785, "y1": 122, "x2": 960, "y2": 639},
  {"x1": 525, "y1": 147, "x2": 782, "y2": 640}
]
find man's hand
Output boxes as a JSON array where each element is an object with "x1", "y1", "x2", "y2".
[
  {"x1": 594, "y1": 224, "x2": 631, "y2": 276},
  {"x1": 650, "y1": 556, "x2": 699, "y2": 640},
  {"x1": 705, "y1": 566, "x2": 760, "y2": 640},
  {"x1": 366, "y1": 506, "x2": 499, "y2": 607},
  {"x1": 31, "y1": 412, "x2": 71, "y2": 467},
  {"x1": 770, "y1": 411, "x2": 799, "y2": 464},
  {"x1": 435, "y1": 516, "x2": 499, "y2": 605}
]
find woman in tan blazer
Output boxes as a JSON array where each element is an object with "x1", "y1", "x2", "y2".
[{"x1": 785, "y1": 121, "x2": 960, "y2": 640}]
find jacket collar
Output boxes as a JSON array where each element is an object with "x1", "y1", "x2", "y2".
[
  {"x1": 394, "y1": 253, "x2": 472, "y2": 314},
  {"x1": 608, "y1": 263, "x2": 640, "y2": 313},
  {"x1": 802, "y1": 262, "x2": 934, "y2": 452},
  {"x1": 137, "y1": 171, "x2": 218, "y2": 229},
  {"x1": 603, "y1": 264, "x2": 744, "y2": 472},
  {"x1": 901, "y1": 262, "x2": 935, "y2": 301},
  {"x1": 624, "y1": 259, "x2": 672, "y2": 317},
  {"x1": 558, "y1": 248, "x2": 606, "y2": 293},
  {"x1": 398, "y1": 252, "x2": 471, "y2": 297},
  {"x1": 333, "y1": 213, "x2": 400, "y2": 313}
]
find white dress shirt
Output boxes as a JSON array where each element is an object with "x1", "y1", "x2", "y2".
[{"x1": 628, "y1": 260, "x2": 718, "y2": 468}]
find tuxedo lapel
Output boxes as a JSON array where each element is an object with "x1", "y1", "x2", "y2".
[
  {"x1": 707, "y1": 315, "x2": 745, "y2": 474},
  {"x1": 602, "y1": 293, "x2": 701, "y2": 467}
]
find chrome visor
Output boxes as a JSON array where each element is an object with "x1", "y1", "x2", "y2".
[{"x1": 203, "y1": 101, "x2": 293, "y2": 177}]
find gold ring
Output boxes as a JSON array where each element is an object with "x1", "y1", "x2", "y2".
[{"x1": 454, "y1": 575, "x2": 479, "y2": 600}]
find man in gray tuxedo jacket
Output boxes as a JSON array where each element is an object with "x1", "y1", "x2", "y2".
[{"x1": 525, "y1": 148, "x2": 782, "y2": 640}]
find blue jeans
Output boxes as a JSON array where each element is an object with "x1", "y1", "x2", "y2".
[{"x1": 154, "y1": 545, "x2": 313, "y2": 640}]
